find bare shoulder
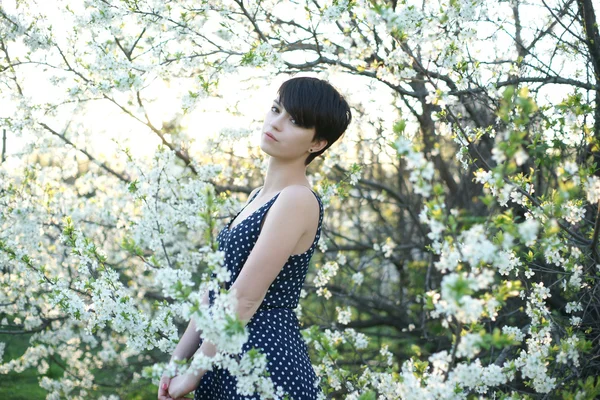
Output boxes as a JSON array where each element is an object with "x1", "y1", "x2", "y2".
[
  {"x1": 279, "y1": 185, "x2": 317, "y2": 203},
  {"x1": 276, "y1": 185, "x2": 319, "y2": 220}
]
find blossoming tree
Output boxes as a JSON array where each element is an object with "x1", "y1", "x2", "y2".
[{"x1": 1, "y1": 0, "x2": 600, "y2": 398}]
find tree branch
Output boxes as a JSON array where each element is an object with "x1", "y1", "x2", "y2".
[{"x1": 38, "y1": 123, "x2": 130, "y2": 183}]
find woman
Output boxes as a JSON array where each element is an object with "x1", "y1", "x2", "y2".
[{"x1": 158, "y1": 76, "x2": 351, "y2": 400}]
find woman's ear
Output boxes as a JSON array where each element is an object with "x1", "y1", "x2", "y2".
[{"x1": 311, "y1": 138, "x2": 328, "y2": 153}]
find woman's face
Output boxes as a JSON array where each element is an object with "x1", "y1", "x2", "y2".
[{"x1": 260, "y1": 98, "x2": 325, "y2": 162}]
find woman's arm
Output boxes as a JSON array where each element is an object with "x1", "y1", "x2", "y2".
[
  {"x1": 158, "y1": 291, "x2": 209, "y2": 399},
  {"x1": 170, "y1": 290, "x2": 210, "y2": 362},
  {"x1": 161, "y1": 186, "x2": 265, "y2": 399},
  {"x1": 166, "y1": 186, "x2": 263, "y2": 365},
  {"x1": 168, "y1": 185, "x2": 317, "y2": 399}
]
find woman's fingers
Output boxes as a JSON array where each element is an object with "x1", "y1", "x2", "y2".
[{"x1": 158, "y1": 376, "x2": 172, "y2": 400}]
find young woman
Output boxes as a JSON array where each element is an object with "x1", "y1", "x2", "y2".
[{"x1": 158, "y1": 76, "x2": 351, "y2": 400}]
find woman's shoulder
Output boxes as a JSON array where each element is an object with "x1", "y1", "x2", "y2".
[
  {"x1": 261, "y1": 186, "x2": 321, "y2": 237},
  {"x1": 277, "y1": 185, "x2": 321, "y2": 214},
  {"x1": 279, "y1": 184, "x2": 316, "y2": 198}
]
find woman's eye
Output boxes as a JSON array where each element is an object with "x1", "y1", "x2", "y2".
[
  {"x1": 290, "y1": 118, "x2": 297, "y2": 125},
  {"x1": 271, "y1": 106, "x2": 279, "y2": 113}
]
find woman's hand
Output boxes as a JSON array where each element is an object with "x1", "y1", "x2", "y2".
[
  {"x1": 168, "y1": 371, "x2": 205, "y2": 399},
  {"x1": 158, "y1": 375, "x2": 172, "y2": 400}
]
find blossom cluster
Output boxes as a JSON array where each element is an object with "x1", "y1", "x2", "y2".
[{"x1": 0, "y1": 0, "x2": 597, "y2": 398}]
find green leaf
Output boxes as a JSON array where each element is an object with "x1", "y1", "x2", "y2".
[
  {"x1": 128, "y1": 180, "x2": 139, "y2": 193},
  {"x1": 358, "y1": 391, "x2": 376, "y2": 400}
]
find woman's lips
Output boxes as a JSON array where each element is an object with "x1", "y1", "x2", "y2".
[{"x1": 265, "y1": 132, "x2": 278, "y2": 141}]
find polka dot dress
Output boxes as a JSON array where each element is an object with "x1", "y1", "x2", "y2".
[{"x1": 194, "y1": 187, "x2": 323, "y2": 400}]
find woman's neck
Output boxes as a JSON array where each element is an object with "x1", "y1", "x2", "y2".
[{"x1": 260, "y1": 156, "x2": 311, "y2": 194}]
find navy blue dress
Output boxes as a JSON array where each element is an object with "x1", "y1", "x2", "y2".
[{"x1": 194, "y1": 186, "x2": 323, "y2": 400}]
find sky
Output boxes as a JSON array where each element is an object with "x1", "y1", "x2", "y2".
[
  {"x1": 0, "y1": 0, "x2": 399, "y2": 174},
  {"x1": 0, "y1": 0, "x2": 592, "y2": 174}
]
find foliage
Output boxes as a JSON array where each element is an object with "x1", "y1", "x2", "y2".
[{"x1": 1, "y1": 0, "x2": 600, "y2": 399}]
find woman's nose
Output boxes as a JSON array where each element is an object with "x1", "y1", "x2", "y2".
[{"x1": 271, "y1": 114, "x2": 285, "y2": 130}]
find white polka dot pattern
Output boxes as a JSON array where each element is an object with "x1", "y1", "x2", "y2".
[{"x1": 194, "y1": 187, "x2": 323, "y2": 400}]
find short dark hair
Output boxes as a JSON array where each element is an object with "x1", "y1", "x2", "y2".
[{"x1": 277, "y1": 77, "x2": 352, "y2": 166}]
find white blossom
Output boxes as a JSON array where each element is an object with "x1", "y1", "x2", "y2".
[
  {"x1": 336, "y1": 307, "x2": 352, "y2": 325},
  {"x1": 351, "y1": 271, "x2": 364, "y2": 286},
  {"x1": 562, "y1": 201, "x2": 585, "y2": 225},
  {"x1": 518, "y1": 219, "x2": 540, "y2": 246},
  {"x1": 456, "y1": 333, "x2": 483, "y2": 359},
  {"x1": 514, "y1": 148, "x2": 529, "y2": 166},
  {"x1": 584, "y1": 176, "x2": 600, "y2": 204}
]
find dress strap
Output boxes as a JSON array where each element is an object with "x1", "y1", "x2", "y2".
[
  {"x1": 249, "y1": 186, "x2": 263, "y2": 202},
  {"x1": 227, "y1": 187, "x2": 263, "y2": 230},
  {"x1": 307, "y1": 188, "x2": 323, "y2": 223},
  {"x1": 251, "y1": 185, "x2": 321, "y2": 219}
]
